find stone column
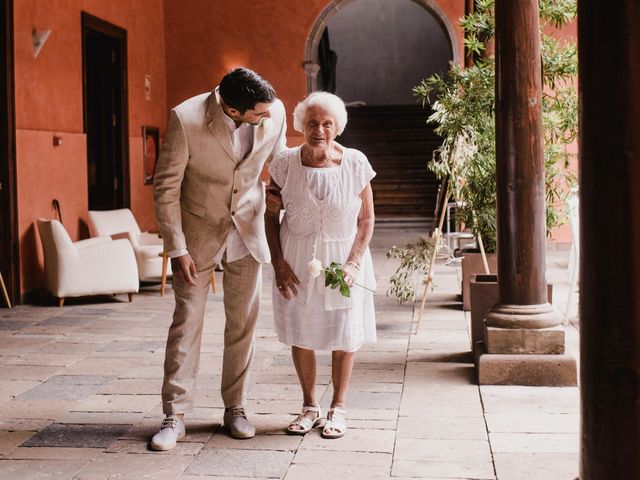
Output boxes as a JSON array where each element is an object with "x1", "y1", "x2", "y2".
[
  {"x1": 478, "y1": 0, "x2": 576, "y2": 385},
  {"x1": 303, "y1": 61, "x2": 321, "y2": 93},
  {"x1": 579, "y1": 1, "x2": 640, "y2": 478}
]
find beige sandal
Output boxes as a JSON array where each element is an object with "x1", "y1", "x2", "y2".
[
  {"x1": 322, "y1": 406, "x2": 347, "y2": 439},
  {"x1": 287, "y1": 404, "x2": 322, "y2": 435}
]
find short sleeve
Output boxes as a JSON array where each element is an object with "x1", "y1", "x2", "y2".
[
  {"x1": 352, "y1": 150, "x2": 376, "y2": 194},
  {"x1": 268, "y1": 150, "x2": 290, "y2": 188}
]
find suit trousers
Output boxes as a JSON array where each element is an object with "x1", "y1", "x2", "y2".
[{"x1": 161, "y1": 252, "x2": 261, "y2": 414}]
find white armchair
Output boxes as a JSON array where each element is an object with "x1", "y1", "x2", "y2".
[
  {"x1": 36, "y1": 219, "x2": 139, "y2": 307},
  {"x1": 87, "y1": 208, "x2": 171, "y2": 282}
]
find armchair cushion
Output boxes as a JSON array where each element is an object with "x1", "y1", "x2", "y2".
[
  {"x1": 88, "y1": 208, "x2": 170, "y2": 281},
  {"x1": 36, "y1": 219, "x2": 139, "y2": 300}
]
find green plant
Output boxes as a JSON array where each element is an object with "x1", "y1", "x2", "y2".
[
  {"x1": 416, "y1": 0, "x2": 577, "y2": 249},
  {"x1": 387, "y1": 0, "x2": 577, "y2": 303},
  {"x1": 386, "y1": 236, "x2": 447, "y2": 304}
]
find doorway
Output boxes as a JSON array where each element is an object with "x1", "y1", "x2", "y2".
[
  {"x1": 0, "y1": 0, "x2": 18, "y2": 306},
  {"x1": 305, "y1": 0, "x2": 457, "y2": 225},
  {"x1": 82, "y1": 13, "x2": 129, "y2": 211}
]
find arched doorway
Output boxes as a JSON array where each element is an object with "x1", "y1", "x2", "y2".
[{"x1": 304, "y1": 0, "x2": 457, "y2": 225}]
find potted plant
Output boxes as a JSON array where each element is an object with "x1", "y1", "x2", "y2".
[{"x1": 388, "y1": 0, "x2": 578, "y2": 313}]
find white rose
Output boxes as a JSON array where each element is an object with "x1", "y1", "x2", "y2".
[
  {"x1": 259, "y1": 117, "x2": 273, "y2": 133},
  {"x1": 308, "y1": 258, "x2": 323, "y2": 278}
]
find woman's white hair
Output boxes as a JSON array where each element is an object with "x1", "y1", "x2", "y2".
[{"x1": 293, "y1": 91, "x2": 348, "y2": 135}]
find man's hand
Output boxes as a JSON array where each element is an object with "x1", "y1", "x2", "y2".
[
  {"x1": 265, "y1": 186, "x2": 283, "y2": 215},
  {"x1": 171, "y1": 253, "x2": 198, "y2": 286}
]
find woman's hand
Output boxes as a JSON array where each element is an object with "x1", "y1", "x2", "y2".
[
  {"x1": 273, "y1": 259, "x2": 301, "y2": 300},
  {"x1": 342, "y1": 261, "x2": 359, "y2": 288}
]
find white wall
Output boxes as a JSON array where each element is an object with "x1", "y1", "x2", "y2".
[{"x1": 326, "y1": 0, "x2": 452, "y2": 105}]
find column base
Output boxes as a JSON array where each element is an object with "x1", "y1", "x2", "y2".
[
  {"x1": 485, "y1": 325, "x2": 565, "y2": 354},
  {"x1": 485, "y1": 303, "x2": 563, "y2": 329},
  {"x1": 477, "y1": 349, "x2": 577, "y2": 386}
]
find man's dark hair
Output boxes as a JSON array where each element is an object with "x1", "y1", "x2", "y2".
[{"x1": 219, "y1": 67, "x2": 276, "y2": 113}]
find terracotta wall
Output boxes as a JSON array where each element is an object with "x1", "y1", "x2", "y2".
[
  {"x1": 13, "y1": 0, "x2": 577, "y2": 294},
  {"x1": 163, "y1": 0, "x2": 465, "y2": 143},
  {"x1": 14, "y1": 0, "x2": 167, "y2": 292}
]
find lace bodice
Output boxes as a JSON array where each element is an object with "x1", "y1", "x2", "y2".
[{"x1": 269, "y1": 146, "x2": 375, "y2": 241}]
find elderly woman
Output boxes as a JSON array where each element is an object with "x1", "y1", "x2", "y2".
[{"x1": 264, "y1": 92, "x2": 376, "y2": 439}]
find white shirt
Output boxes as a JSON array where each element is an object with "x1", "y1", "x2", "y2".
[{"x1": 169, "y1": 111, "x2": 253, "y2": 264}]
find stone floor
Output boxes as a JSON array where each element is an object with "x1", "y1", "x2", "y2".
[{"x1": 0, "y1": 229, "x2": 580, "y2": 479}]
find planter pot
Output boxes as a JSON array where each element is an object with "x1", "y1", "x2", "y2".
[
  {"x1": 462, "y1": 252, "x2": 498, "y2": 311},
  {"x1": 469, "y1": 274, "x2": 499, "y2": 358},
  {"x1": 469, "y1": 274, "x2": 554, "y2": 362}
]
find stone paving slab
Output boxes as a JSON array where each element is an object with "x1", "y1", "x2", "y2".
[
  {"x1": 4, "y1": 446, "x2": 102, "y2": 460},
  {"x1": 0, "y1": 379, "x2": 40, "y2": 402},
  {"x1": 298, "y1": 428, "x2": 395, "y2": 453},
  {"x1": 0, "y1": 430, "x2": 36, "y2": 455},
  {"x1": 204, "y1": 431, "x2": 301, "y2": 451},
  {"x1": 0, "y1": 459, "x2": 88, "y2": 480},
  {"x1": 292, "y1": 449, "x2": 392, "y2": 466},
  {"x1": 71, "y1": 393, "x2": 160, "y2": 413},
  {"x1": 0, "y1": 399, "x2": 76, "y2": 420},
  {"x1": 56, "y1": 411, "x2": 144, "y2": 425},
  {"x1": 392, "y1": 459, "x2": 496, "y2": 479},
  {"x1": 394, "y1": 438, "x2": 492, "y2": 463},
  {"x1": 493, "y1": 452, "x2": 579, "y2": 480},
  {"x1": 396, "y1": 415, "x2": 488, "y2": 440},
  {"x1": 20, "y1": 423, "x2": 132, "y2": 448},
  {"x1": 285, "y1": 463, "x2": 390, "y2": 479},
  {"x1": 485, "y1": 412, "x2": 579, "y2": 433},
  {"x1": 75, "y1": 452, "x2": 195, "y2": 480},
  {"x1": 186, "y1": 449, "x2": 293, "y2": 478},
  {"x1": 490, "y1": 432, "x2": 579, "y2": 453}
]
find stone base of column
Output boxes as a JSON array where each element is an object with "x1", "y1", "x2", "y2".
[
  {"x1": 484, "y1": 326, "x2": 565, "y2": 354},
  {"x1": 477, "y1": 349, "x2": 577, "y2": 386},
  {"x1": 477, "y1": 303, "x2": 577, "y2": 386}
]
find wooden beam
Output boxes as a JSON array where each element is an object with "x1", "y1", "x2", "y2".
[
  {"x1": 489, "y1": 0, "x2": 550, "y2": 323},
  {"x1": 578, "y1": 1, "x2": 640, "y2": 478}
]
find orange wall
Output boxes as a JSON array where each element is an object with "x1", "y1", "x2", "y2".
[
  {"x1": 14, "y1": 0, "x2": 167, "y2": 292},
  {"x1": 163, "y1": 0, "x2": 465, "y2": 139}
]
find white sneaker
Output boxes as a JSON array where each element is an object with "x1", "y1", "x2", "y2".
[{"x1": 150, "y1": 415, "x2": 186, "y2": 451}]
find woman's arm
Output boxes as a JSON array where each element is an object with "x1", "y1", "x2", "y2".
[
  {"x1": 264, "y1": 177, "x2": 300, "y2": 299},
  {"x1": 344, "y1": 183, "x2": 375, "y2": 284}
]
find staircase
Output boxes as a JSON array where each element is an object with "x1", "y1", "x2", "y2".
[{"x1": 338, "y1": 105, "x2": 442, "y2": 228}]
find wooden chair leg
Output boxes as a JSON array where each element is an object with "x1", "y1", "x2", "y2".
[
  {"x1": 211, "y1": 271, "x2": 217, "y2": 293},
  {"x1": 0, "y1": 271, "x2": 11, "y2": 308},
  {"x1": 160, "y1": 252, "x2": 168, "y2": 296},
  {"x1": 58, "y1": 297, "x2": 65, "y2": 307},
  {"x1": 128, "y1": 293, "x2": 134, "y2": 302}
]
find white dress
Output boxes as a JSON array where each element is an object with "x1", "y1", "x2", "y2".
[{"x1": 268, "y1": 146, "x2": 377, "y2": 352}]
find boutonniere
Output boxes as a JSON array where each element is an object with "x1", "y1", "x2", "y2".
[{"x1": 259, "y1": 117, "x2": 273, "y2": 133}]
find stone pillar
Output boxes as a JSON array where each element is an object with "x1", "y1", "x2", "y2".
[
  {"x1": 478, "y1": 0, "x2": 576, "y2": 385},
  {"x1": 579, "y1": 1, "x2": 640, "y2": 478},
  {"x1": 303, "y1": 61, "x2": 321, "y2": 93}
]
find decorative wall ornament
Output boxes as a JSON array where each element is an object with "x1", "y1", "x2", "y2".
[{"x1": 32, "y1": 29, "x2": 51, "y2": 58}]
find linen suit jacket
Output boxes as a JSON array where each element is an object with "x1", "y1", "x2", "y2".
[{"x1": 154, "y1": 88, "x2": 287, "y2": 264}]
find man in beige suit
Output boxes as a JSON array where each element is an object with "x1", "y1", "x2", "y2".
[{"x1": 151, "y1": 68, "x2": 287, "y2": 450}]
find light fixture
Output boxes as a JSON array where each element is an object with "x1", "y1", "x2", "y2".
[{"x1": 32, "y1": 29, "x2": 51, "y2": 58}]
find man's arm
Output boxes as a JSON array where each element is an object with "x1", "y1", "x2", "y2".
[
  {"x1": 154, "y1": 109, "x2": 199, "y2": 286},
  {"x1": 154, "y1": 109, "x2": 189, "y2": 254}
]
